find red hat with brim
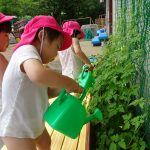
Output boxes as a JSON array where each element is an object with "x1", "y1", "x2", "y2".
[
  {"x1": 14, "y1": 15, "x2": 72, "y2": 51},
  {"x1": 0, "y1": 12, "x2": 15, "y2": 24}
]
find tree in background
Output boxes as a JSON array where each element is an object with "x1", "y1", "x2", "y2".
[
  {"x1": 0, "y1": 0, "x2": 20, "y2": 16},
  {"x1": 0, "y1": 0, "x2": 105, "y2": 24}
]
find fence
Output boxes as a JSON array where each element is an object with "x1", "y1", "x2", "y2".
[{"x1": 115, "y1": 0, "x2": 150, "y2": 147}]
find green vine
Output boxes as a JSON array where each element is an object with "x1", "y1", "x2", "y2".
[{"x1": 87, "y1": 0, "x2": 149, "y2": 149}]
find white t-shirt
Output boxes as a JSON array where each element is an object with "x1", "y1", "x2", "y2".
[
  {"x1": 0, "y1": 45, "x2": 49, "y2": 139},
  {"x1": 58, "y1": 46, "x2": 83, "y2": 80}
]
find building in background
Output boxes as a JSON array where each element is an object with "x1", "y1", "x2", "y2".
[{"x1": 100, "y1": 0, "x2": 113, "y2": 34}]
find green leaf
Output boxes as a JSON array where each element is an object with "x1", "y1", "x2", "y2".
[
  {"x1": 123, "y1": 113, "x2": 132, "y2": 121},
  {"x1": 129, "y1": 98, "x2": 145, "y2": 109},
  {"x1": 118, "y1": 140, "x2": 126, "y2": 149},
  {"x1": 123, "y1": 121, "x2": 130, "y2": 130},
  {"x1": 140, "y1": 146, "x2": 146, "y2": 150},
  {"x1": 131, "y1": 143, "x2": 138, "y2": 150},
  {"x1": 117, "y1": 105, "x2": 125, "y2": 113},
  {"x1": 111, "y1": 134, "x2": 119, "y2": 142},
  {"x1": 109, "y1": 142, "x2": 117, "y2": 150}
]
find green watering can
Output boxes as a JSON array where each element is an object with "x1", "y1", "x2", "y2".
[
  {"x1": 77, "y1": 65, "x2": 95, "y2": 100},
  {"x1": 43, "y1": 66, "x2": 103, "y2": 139}
]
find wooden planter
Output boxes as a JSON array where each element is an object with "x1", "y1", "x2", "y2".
[{"x1": 1, "y1": 95, "x2": 91, "y2": 150}]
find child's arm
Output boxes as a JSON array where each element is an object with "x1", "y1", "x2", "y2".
[
  {"x1": 72, "y1": 38, "x2": 92, "y2": 65},
  {"x1": 21, "y1": 59, "x2": 83, "y2": 93},
  {"x1": 0, "y1": 54, "x2": 8, "y2": 85}
]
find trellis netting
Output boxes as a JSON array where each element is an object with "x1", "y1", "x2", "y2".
[{"x1": 115, "y1": 0, "x2": 150, "y2": 147}]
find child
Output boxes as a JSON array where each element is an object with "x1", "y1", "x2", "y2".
[
  {"x1": 0, "y1": 12, "x2": 14, "y2": 149},
  {"x1": 0, "y1": 12, "x2": 14, "y2": 112},
  {"x1": 58, "y1": 20, "x2": 94, "y2": 80},
  {"x1": 0, "y1": 15, "x2": 83, "y2": 150}
]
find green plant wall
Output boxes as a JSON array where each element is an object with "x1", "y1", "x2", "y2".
[{"x1": 88, "y1": 0, "x2": 150, "y2": 149}]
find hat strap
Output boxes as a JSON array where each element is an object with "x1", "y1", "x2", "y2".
[{"x1": 40, "y1": 27, "x2": 45, "y2": 55}]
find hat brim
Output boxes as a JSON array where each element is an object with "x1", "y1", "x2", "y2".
[
  {"x1": 14, "y1": 26, "x2": 72, "y2": 51},
  {"x1": 0, "y1": 16, "x2": 14, "y2": 24}
]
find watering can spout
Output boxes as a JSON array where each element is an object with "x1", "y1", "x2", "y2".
[{"x1": 84, "y1": 108, "x2": 103, "y2": 124}]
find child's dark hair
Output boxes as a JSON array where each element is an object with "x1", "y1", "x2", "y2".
[
  {"x1": 0, "y1": 21, "x2": 12, "y2": 33},
  {"x1": 35, "y1": 27, "x2": 61, "y2": 41},
  {"x1": 72, "y1": 30, "x2": 81, "y2": 38}
]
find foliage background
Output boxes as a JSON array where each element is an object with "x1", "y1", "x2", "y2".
[
  {"x1": 88, "y1": 0, "x2": 150, "y2": 149},
  {"x1": 0, "y1": 0, "x2": 105, "y2": 24}
]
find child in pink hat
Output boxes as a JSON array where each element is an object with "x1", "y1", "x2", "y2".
[
  {"x1": 0, "y1": 12, "x2": 14, "y2": 149},
  {"x1": 0, "y1": 12, "x2": 14, "y2": 82},
  {"x1": 0, "y1": 15, "x2": 83, "y2": 150},
  {"x1": 58, "y1": 20, "x2": 94, "y2": 79},
  {"x1": 0, "y1": 12, "x2": 15, "y2": 149},
  {"x1": 0, "y1": 12, "x2": 14, "y2": 108}
]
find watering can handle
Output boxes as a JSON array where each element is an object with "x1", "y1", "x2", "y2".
[
  {"x1": 80, "y1": 65, "x2": 91, "y2": 79},
  {"x1": 78, "y1": 89, "x2": 86, "y2": 101},
  {"x1": 57, "y1": 89, "x2": 66, "y2": 104},
  {"x1": 78, "y1": 65, "x2": 94, "y2": 102}
]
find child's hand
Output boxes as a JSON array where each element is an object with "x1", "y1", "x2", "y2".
[
  {"x1": 88, "y1": 64, "x2": 95, "y2": 71},
  {"x1": 84, "y1": 64, "x2": 95, "y2": 72},
  {"x1": 66, "y1": 82, "x2": 83, "y2": 94},
  {"x1": 73, "y1": 84, "x2": 83, "y2": 93}
]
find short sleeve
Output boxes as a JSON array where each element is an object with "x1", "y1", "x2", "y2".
[{"x1": 13, "y1": 45, "x2": 42, "y2": 73}]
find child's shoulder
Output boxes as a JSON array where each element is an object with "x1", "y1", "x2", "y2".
[
  {"x1": 14, "y1": 45, "x2": 38, "y2": 56},
  {"x1": 17, "y1": 45, "x2": 36, "y2": 51},
  {"x1": 12, "y1": 45, "x2": 41, "y2": 64}
]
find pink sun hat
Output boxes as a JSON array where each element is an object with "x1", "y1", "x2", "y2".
[
  {"x1": 0, "y1": 12, "x2": 15, "y2": 24},
  {"x1": 14, "y1": 15, "x2": 72, "y2": 51},
  {"x1": 63, "y1": 21, "x2": 85, "y2": 39}
]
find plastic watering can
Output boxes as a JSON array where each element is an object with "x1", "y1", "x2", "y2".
[
  {"x1": 89, "y1": 55, "x2": 97, "y2": 63},
  {"x1": 43, "y1": 66, "x2": 103, "y2": 139},
  {"x1": 89, "y1": 55, "x2": 98, "y2": 66},
  {"x1": 78, "y1": 65, "x2": 95, "y2": 89}
]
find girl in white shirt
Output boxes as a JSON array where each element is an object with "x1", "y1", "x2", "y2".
[
  {"x1": 0, "y1": 15, "x2": 83, "y2": 150},
  {"x1": 59, "y1": 21, "x2": 94, "y2": 80}
]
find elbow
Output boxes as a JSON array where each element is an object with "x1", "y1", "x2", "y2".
[{"x1": 30, "y1": 75, "x2": 44, "y2": 86}]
